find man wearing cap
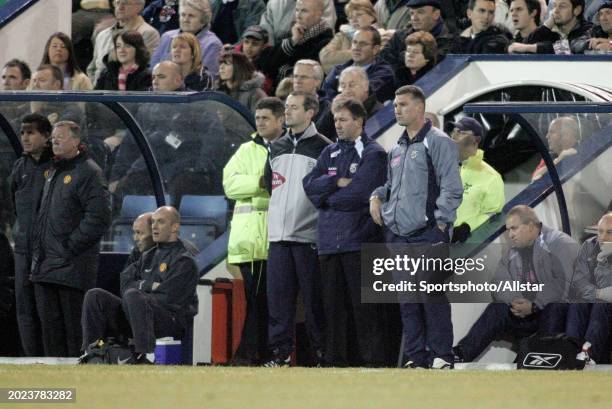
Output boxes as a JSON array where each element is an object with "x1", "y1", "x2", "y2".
[
  {"x1": 588, "y1": 1, "x2": 612, "y2": 51},
  {"x1": 453, "y1": 0, "x2": 513, "y2": 54},
  {"x1": 235, "y1": 25, "x2": 275, "y2": 94},
  {"x1": 151, "y1": 0, "x2": 223, "y2": 75},
  {"x1": 379, "y1": 0, "x2": 457, "y2": 72},
  {"x1": 210, "y1": 0, "x2": 266, "y2": 45},
  {"x1": 321, "y1": 26, "x2": 395, "y2": 104},
  {"x1": 449, "y1": 117, "x2": 504, "y2": 243}
]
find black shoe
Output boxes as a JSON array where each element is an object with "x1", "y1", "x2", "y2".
[
  {"x1": 262, "y1": 355, "x2": 290, "y2": 367},
  {"x1": 452, "y1": 346, "x2": 465, "y2": 364},
  {"x1": 133, "y1": 353, "x2": 154, "y2": 365}
]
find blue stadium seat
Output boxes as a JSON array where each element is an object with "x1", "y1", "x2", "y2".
[{"x1": 179, "y1": 195, "x2": 228, "y2": 230}]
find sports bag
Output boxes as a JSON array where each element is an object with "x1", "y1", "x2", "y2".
[
  {"x1": 517, "y1": 333, "x2": 584, "y2": 370},
  {"x1": 79, "y1": 337, "x2": 135, "y2": 365}
]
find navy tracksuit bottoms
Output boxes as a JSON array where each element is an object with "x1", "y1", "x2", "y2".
[{"x1": 566, "y1": 303, "x2": 612, "y2": 363}]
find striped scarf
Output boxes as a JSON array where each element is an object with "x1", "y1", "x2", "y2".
[{"x1": 118, "y1": 65, "x2": 138, "y2": 91}]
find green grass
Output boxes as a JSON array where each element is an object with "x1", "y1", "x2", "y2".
[{"x1": 1, "y1": 366, "x2": 611, "y2": 409}]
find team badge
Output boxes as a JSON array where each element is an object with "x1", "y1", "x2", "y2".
[
  {"x1": 410, "y1": 150, "x2": 418, "y2": 159},
  {"x1": 63, "y1": 175, "x2": 72, "y2": 184},
  {"x1": 159, "y1": 263, "x2": 167, "y2": 273},
  {"x1": 349, "y1": 163, "x2": 358, "y2": 173},
  {"x1": 44, "y1": 169, "x2": 50, "y2": 179}
]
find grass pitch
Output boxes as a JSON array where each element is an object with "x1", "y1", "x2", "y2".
[{"x1": 2, "y1": 365, "x2": 612, "y2": 409}]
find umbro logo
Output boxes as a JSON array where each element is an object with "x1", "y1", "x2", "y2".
[{"x1": 522, "y1": 353, "x2": 562, "y2": 369}]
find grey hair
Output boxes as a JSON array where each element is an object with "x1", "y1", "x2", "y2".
[
  {"x1": 507, "y1": 205, "x2": 540, "y2": 227},
  {"x1": 294, "y1": 59, "x2": 324, "y2": 83},
  {"x1": 339, "y1": 66, "x2": 369, "y2": 88},
  {"x1": 180, "y1": 0, "x2": 212, "y2": 25}
]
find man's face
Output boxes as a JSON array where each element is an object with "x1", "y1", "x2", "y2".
[
  {"x1": 292, "y1": 64, "x2": 320, "y2": 94},
  {"x1": 152, "y1": 65, "x2": 181, "y2": 91},
  {"x1": 351, "y1": 30, "x2": 379, "y2": 65},
  {"x1": 598, "y1": 216, "x2": 612, "y2": 244},
  {"x1": 51, "y1": 126, "x2": 79, "y2": 158},
  {"x1": 151, "y1": 210, "x2": 179, "y2": 243},
  {"x1": 284, "y1": 94, "x2": 312, "y2": 129},
  {"x1": 242, "y1": 37, "x2": 266, "y2": 60},
  {"x1": 20, "y1": 123, "x2": 49, "y2": 156},
  {"x1": 546, "y1": 120, "x2": 576, "y2": 156},
  {"x1": 552, "y1": 0, "x2": 579, "y2": 27},
  {"x1": 114, "y1": 0, "x2": 143, "y2": 21},
  {"x1": 409, "y1": 6, "x2": 440, "y2": 32},
  {"x1": 598, "y1": 8, "x2": 612, "y2": 33},
  {"x1": 334, "y1": 108, "x2": 362, "y2": 141},
  {"x1": 451, "y1": 128, "x2": 478, "y2": 161},
  {"x1": 339, "y1": 71, "x2": 368, "y2": 102},
  {"x1": 468, "y1": 0, "x2": 496, "y2": 34},
  {"x1": 506, "y1": 214, "x2": 539, "y2": 248},
  {"x1": 32, "y1": 69, "x2": 61, "y2": 91},
  {"x1": 393, "y1": 93, "x2": 423, "y2": 127},
  {"x1": 510, "y1": 0, "x2": 535, "y2": 31},
  {"x1": 2, "y1": 66, "x2": 28, "y2": 90},
  {"x1": 132, "y1": 217, "x2": 153, "y2": 252},
  {"x1": 255, "y1": 108, "x2": 284, "y2": 141},
  {"x1": 180, "y1": 4, "x2": 207, "y2": 33},
  {"x1": 295, "y1": 0, "x2": 322, "y2": 29}
]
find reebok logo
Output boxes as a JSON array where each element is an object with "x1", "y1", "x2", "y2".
[
  {"x1": 271, "y1": 172, "x2": 286, "y2": 190},
  {"x1": 523, "y1": 353, "x2": 562, "y2": 369}
]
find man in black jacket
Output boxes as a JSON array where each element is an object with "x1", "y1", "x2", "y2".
[
  {"x1": 10, "y1": 114, "x2": 53, "y2": 356},
  {"x1": 379, "y1": 0, "x2": 457, "y2": 70},
  {"x1": 30, "y1": 120, "x2": 111, "y2": 357},
  {"x1": 81, "y1": 206, "x2": 199, "y2": 364},
  {"x1": 454, "y1": 0, "x2": 512, "y2": 53}
]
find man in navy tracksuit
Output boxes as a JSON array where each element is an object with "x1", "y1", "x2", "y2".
[
  {"x1": 370, "y1": 85, "x2": 463, "y2": 369},
  {"x1": 303, "y1": 99, "x2": 387, "y2": 367},
  {"x1": 264, "y1": 91, "x2": 331, "y2": 366}
]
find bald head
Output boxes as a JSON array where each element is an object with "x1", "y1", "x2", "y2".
[
  {"x1": 152, "y1": 206, "x2": 181, "y2": 243},
  {"x1": 133, "y1": 212, "x2": 154, "y2": 252},
  {"x1": 547, "y1": 116, "x2": 579, "y2": 156},
  {"x1": 152, "y1": 61, "x2": 184, "y2": 92},
  {"x1": 598, "y1": 213, "x2": 612, "y2": 244}
]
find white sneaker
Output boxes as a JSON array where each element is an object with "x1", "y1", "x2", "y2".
[{"x1": 431, "y1": 357, "x2": 454, "y2": 369}]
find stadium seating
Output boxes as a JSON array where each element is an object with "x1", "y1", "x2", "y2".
[{"x1": 178, "y1": 195, "x2": 228, "y2": 252}]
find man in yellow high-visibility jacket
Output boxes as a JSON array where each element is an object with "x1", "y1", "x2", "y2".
[
  {"x1": 222, "y1": 97, "x2": 285, "y2": 365},
  {"x1": 450, "y1": 117, "x2": 504, "y2": 243}
]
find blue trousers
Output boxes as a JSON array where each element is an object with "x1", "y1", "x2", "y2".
[
  {"x1": 266, "y1": 241, "x2": 324, "y2": 358},
  {"x1": 457, "y1": 302, "x2": 568, "y2": 362},
  {"x1": 386, "y1": 227, "x2": 454, "y2": 367},
  {"x1": 566, "y1": 303, "x2": 612, "y2": 363}
]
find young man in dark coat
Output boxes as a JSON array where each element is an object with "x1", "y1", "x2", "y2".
[
  {"x1": 30, "y1": 120, "x2": 111, "y2": 357},
  {"x1": 303, "y1": 98, "x2": 387, "y2": 367},
  {"x1": 10, "y1": 114, "x2": 54, "y2": 356},
  {"x1": 453, "y1": 0, "x2": 513, "y2": 54}
]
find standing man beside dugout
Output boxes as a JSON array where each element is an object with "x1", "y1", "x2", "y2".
[
  {"x1": 303, "y1": 98, "x2": 387, "y2": 367},
  {"x1": 264, "y1": 91, "x2": 330, "y2": 366},
  {"x1": 223, "y1": 97, "x2": 286, "y2": 365},
  {"x1": 30, "y1": 121, "x2": 111, "y2": 357},
  {"x1": 369, "y1": 85, "x2": 463, "y2": 369}
]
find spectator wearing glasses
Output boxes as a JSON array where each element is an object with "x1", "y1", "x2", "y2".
[
  {"x1": 321, "y1": 26, "x2": 394, "y2": 104},
  {"x1": 87, "y1": 0, "x2": 160, "y2": 83}
]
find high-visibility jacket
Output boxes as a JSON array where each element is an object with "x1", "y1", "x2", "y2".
[
  {"x1": 455, "y1": 149, "x2": 504, "y2": 230},
  {"x1": 223, "y1": 134, "x2": 271, "y2": 264}
]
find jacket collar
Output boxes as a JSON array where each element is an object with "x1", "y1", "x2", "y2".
[
  {"x1": 399, "y1": 119, "x2": 432, "y2": 145},
  {"x1": 463, "y1": 149, "x2": 484, "y2": 169}
]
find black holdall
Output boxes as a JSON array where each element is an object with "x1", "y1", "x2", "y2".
[
  {"x1": 79, "y1": 337, "x2": 135, "y2": 365},
  {"x1": 517, "y1": 333, "x2": 584, "y2": 370}
]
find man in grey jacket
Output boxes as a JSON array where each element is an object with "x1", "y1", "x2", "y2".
[
  {"x1": 370, "y1": 85, "x2": 463, "y2": 369},
  {"x1": 566, "y1": 212, "x2": 612, "y2": 364},
  {"x1": 453, "y1": 205, "x2": 577, "y2": 362}
]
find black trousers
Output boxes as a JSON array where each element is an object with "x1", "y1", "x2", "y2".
[
  {"x1": 34, "y1": 282, "x2": 84, "y2": 357},
  {"x1": 319, "y1": 252, "x2": 386, "y2": 367},
  {"x1": 233, "y1": 261, "x2": 269, "y2": 363},
  {"x1": 14, "y1": 253, "x2": 43, "y2": 356},
  {"x1": 81, "y1": 288, "x2": 183, "y2": 354}
]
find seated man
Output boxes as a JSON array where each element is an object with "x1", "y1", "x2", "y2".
[
  {"x1": 587, "y1": 1, "x2": 612, "y2": 52},
  {"x1": 566, "y1": 213, "x2": 612, "y2": 364},
  {"x1": 450, "y1": 117, "x2": 504, "y2": 243},
  {"x1": 453, "y1": 0, "x2": 513, "y2": 54},
  {"x1": 126, "y1": 212, "x2": 156, "y2": 267},
  {"x1": 321, "y1": 26, "x2": 394, "y2": 104},
  {"x1": 507, "y1": 0, "x2": 541, "y2": 53},
  {"x1": 453, "y1": 205, "x2": 577, "y2": 362},
  {"x1": 81, "y1": 206, "x2": 199, "y2": 364},
  {"x1": 532, "y1": 116, "x2": 579, "y2": 181}
]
